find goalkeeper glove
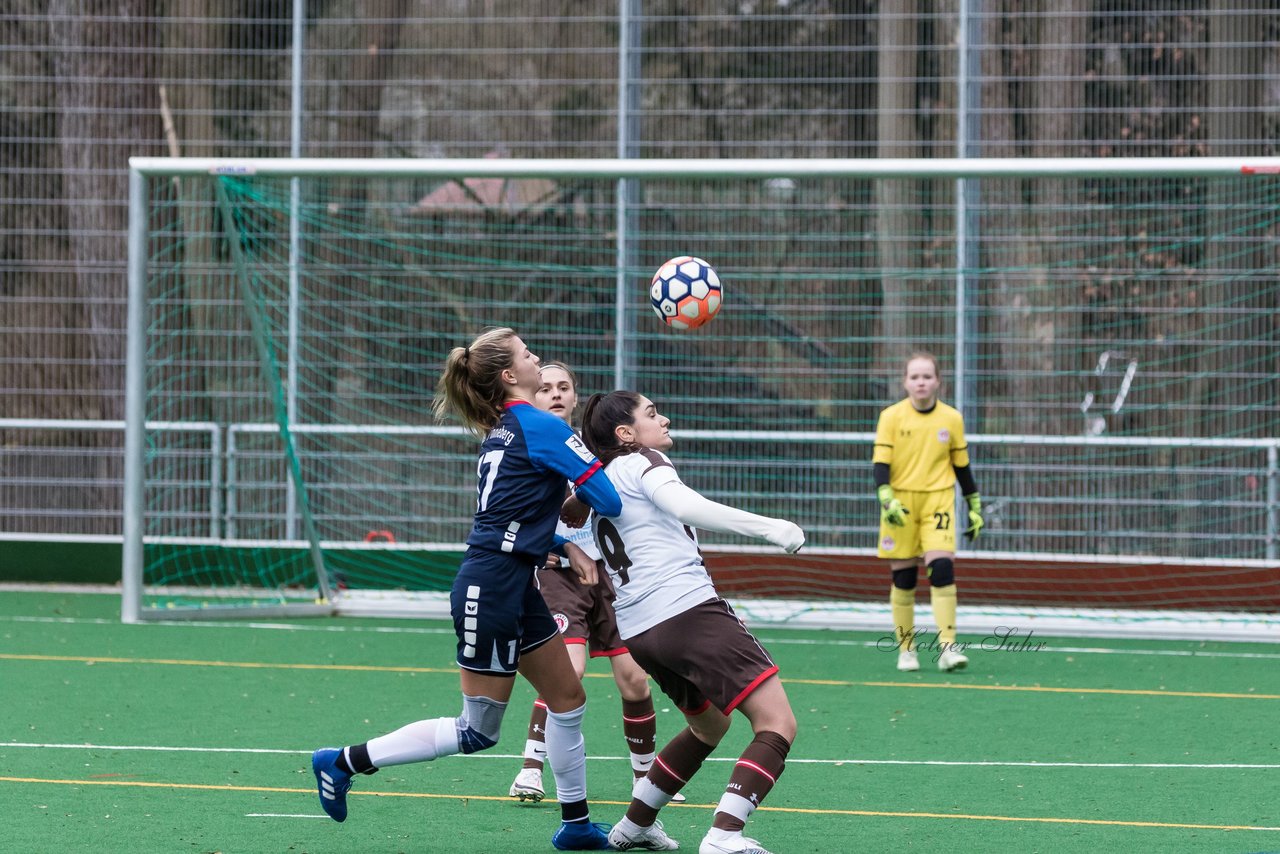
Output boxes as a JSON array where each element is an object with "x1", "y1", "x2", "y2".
[
  {"x1": 877, "y1": 485, "x2": 909, "y2": 527},
  {"x1": 964, "y1": 493, "x2": 985, "y2": 541}
]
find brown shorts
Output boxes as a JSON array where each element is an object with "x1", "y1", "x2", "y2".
[
  {"x1": 623, "y1": 598, "x2": 779, "y2": 716},
  {"x1": 535, "y1": 558, "x2": 627, "y2": 656}
]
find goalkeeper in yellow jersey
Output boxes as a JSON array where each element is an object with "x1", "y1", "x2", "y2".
[{"x1": 873, "y1": 351, "x2": 984, "y2": 672}]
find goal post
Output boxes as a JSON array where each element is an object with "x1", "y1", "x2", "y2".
[{"x1": 123, "y1": 156, "x2": 1280, "y2": 639}]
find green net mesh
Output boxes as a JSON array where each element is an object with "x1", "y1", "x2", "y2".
[{"x1": 134, "y1": 165, "x2": 1280, "y2": 614}]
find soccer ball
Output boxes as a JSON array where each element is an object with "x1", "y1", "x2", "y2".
[{"x1": 649, "y1": 256, "x2": 722, "y2": 330}]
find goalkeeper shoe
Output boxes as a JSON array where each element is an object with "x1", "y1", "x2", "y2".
[
  {"x1": 552, "y1": 820, "x2": 613, "y2": 851},
  {"x1": 634, "y1": 774, "x2": 686, "y2": 804},
  {"x1": 311, "y1": 748, "x2": 352, "y2": 822},
  {"x1": 509, "y1": 767, "x2": 545, "y2": 802},
  {"x1": 699, "y1": 831, "x2": 773, "y2": 854},
  {"x1": 938, "y1": 648, "x2": 969, "y2": 672},
  {"x1": 896, "y1": 650, "x2": 920, "y2": 672},
  {"x1": 609, "y1": 818, "x2": 681, "y2": 851}
]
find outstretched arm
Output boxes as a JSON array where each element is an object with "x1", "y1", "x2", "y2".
[
  {"x1": 521, "y1": 409, "x2": 622, "y2": 517},
  {"x1": 649, "y1": 479, "x2": 805, "y2": 553},
  {"x1": 569, "y1": 467, "x2": 621, "y2": 518}
]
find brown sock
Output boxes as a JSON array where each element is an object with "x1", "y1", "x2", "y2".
[
  {"x1": 622, "y1": 696, "x2": 657, "y2": 778},
  {"x1": 522, "y1": 698, "x2": 548, "y2": 770},
  {"x1": 711, "y1": 730, "x2": 791, "y2": 832},
  {"x1": 626, "y1": 726, "x2": 716, "y2": 826}
]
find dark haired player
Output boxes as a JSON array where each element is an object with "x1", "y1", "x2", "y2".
[{"x1": 577, "y1": 390, "x2": 804, "y2": 854}]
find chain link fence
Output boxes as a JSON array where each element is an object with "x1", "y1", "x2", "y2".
[{"x1": 2, "y1": 3, "x2": 1279, "y2": 547}]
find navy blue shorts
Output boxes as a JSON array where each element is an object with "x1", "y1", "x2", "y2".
[{"x1": 451, "y1": 547, "x2": 561, "y2": 675}]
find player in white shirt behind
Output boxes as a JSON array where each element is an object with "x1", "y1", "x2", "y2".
[{"x1": 570, "y1": 390, "x2": 804, "y2": 854}]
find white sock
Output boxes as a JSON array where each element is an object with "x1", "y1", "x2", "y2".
[
  {"x1": 615, "y1": 816, "x2": 644, "y2": 835},
  {"x1": 544, "y1": 702, "x2": 588, "y2": 803},
  {"x1": 631, "y1": 751, "x2": 656, "y2": 775},
  {"x1": 524, "y1": 737, "x2": 548, "y2": 765},
  {"x1": 715, "y1": 791, "x2": 756, "y2": 824},
  {"x1": 365, "y1": 717, "x2": 460, "y2": 767},
  {"x1": 632, "y1": 776, "x2": 673, "y2": 809}
]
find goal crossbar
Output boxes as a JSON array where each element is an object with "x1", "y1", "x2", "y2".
[{"x1": 129, "y1": 155, "x2": 1280, "y2": 180}]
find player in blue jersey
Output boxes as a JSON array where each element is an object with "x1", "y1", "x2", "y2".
[{"x1": 310, "y1": 327, "x2": 623, "y2": 851}]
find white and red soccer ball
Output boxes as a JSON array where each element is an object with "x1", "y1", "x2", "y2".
[{"x1": 649, "y1": 256, "x2": 722, "y2": 331}]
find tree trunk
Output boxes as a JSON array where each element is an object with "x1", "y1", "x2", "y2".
[
  {"x1": 1193, "y1": 2, "x2": 1264, "y2": 438},
  {"x1": 874, "y1": 0, "x2": 921, "y2": 382},
  {"x1": 47, "y1": 0, "x2": 161, "y2": 521},
  {"x1": 48, "y1": 0, "x2": 160, "y2": 419},
  {"x1": 1034, "y1": 1, "x2": 1088, "y2": 434},
  {"x1": 162, "y1": 1, "x2": 236, "y2": 425},
  {"x1": 311, "y1": 0, "x2": 412, "y2": 424},
  {"x1": 981, "y1": 1, "x2": 1086, "y2": 437},
  {"x1": 1166, "y1": 4, "x2": 1268, "y2": 546}
]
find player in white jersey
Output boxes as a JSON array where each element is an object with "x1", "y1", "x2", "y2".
[
  {"x1": 508, "y1": 362, "x2": 683, "y2": 806},
  {"x1": 574, "y1": 390, "x2": 805, "y2": 854},
  {"x1": 594, "y1": 445, "x2": 725, "y2": 638}
]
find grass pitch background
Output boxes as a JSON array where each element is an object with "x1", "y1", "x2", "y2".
[{"x1": 2, "y1": 588, "x2": 1277, "y2": 853}]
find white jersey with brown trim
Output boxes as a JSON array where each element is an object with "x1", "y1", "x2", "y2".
[{"x1": 592, "y1": 447, "x2": 717, "y2": 639}]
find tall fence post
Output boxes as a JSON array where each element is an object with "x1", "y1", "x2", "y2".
[
  {"x1": 614, "y1": 0, "x2": 642, "y2": 390},
  {"x1": 1267, "y1": 444, "x2": 1278, "y2": 561}
]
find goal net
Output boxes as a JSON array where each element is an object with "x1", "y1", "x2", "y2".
[{"x1": 123, "y1": 157, "x2": 1280, "y2": 640}]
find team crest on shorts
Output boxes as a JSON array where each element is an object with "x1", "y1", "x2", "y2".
[
  {"x1": 553, "y1": 613, "x2": 570, "y2": 633},
  {"x1": 881, "y1": 535, "x2": 896, "y2": 550},
  {"x1": 937, "y1": 428, "x2": 950, "y2": 442}
]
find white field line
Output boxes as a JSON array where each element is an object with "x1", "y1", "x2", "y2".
[
  {"x1": 2, "y1": 742, "x2": 1276, "y2": 770},
  {"x1": 758, "y1": 635, "x2": 1280, "y2": 660},
  {"x1": 3, "y1": 613, "x2": 1278, "y2": 660},
  {"x1": 0, "y1": 615, "x2": 454, "y2": 635}
]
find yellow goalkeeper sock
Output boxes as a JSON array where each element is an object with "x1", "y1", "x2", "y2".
[
  {"x1": 931, "y1": 583, "x2": 958, "y2": 645},
  {"x1": 890, "y1": 585, "x2": 916, "y2": 650}
]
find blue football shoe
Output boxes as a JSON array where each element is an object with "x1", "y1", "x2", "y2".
[
  {"x1": 311, "y1": 747, "x2": 353, "y2": 822},
  {"x1": 551, "y1": 820, "x2": 613, "y2": 850}
]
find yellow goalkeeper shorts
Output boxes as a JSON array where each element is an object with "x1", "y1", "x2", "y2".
[{"x1": 877, "y1": 487, "x2": 957, "y2": 559}]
